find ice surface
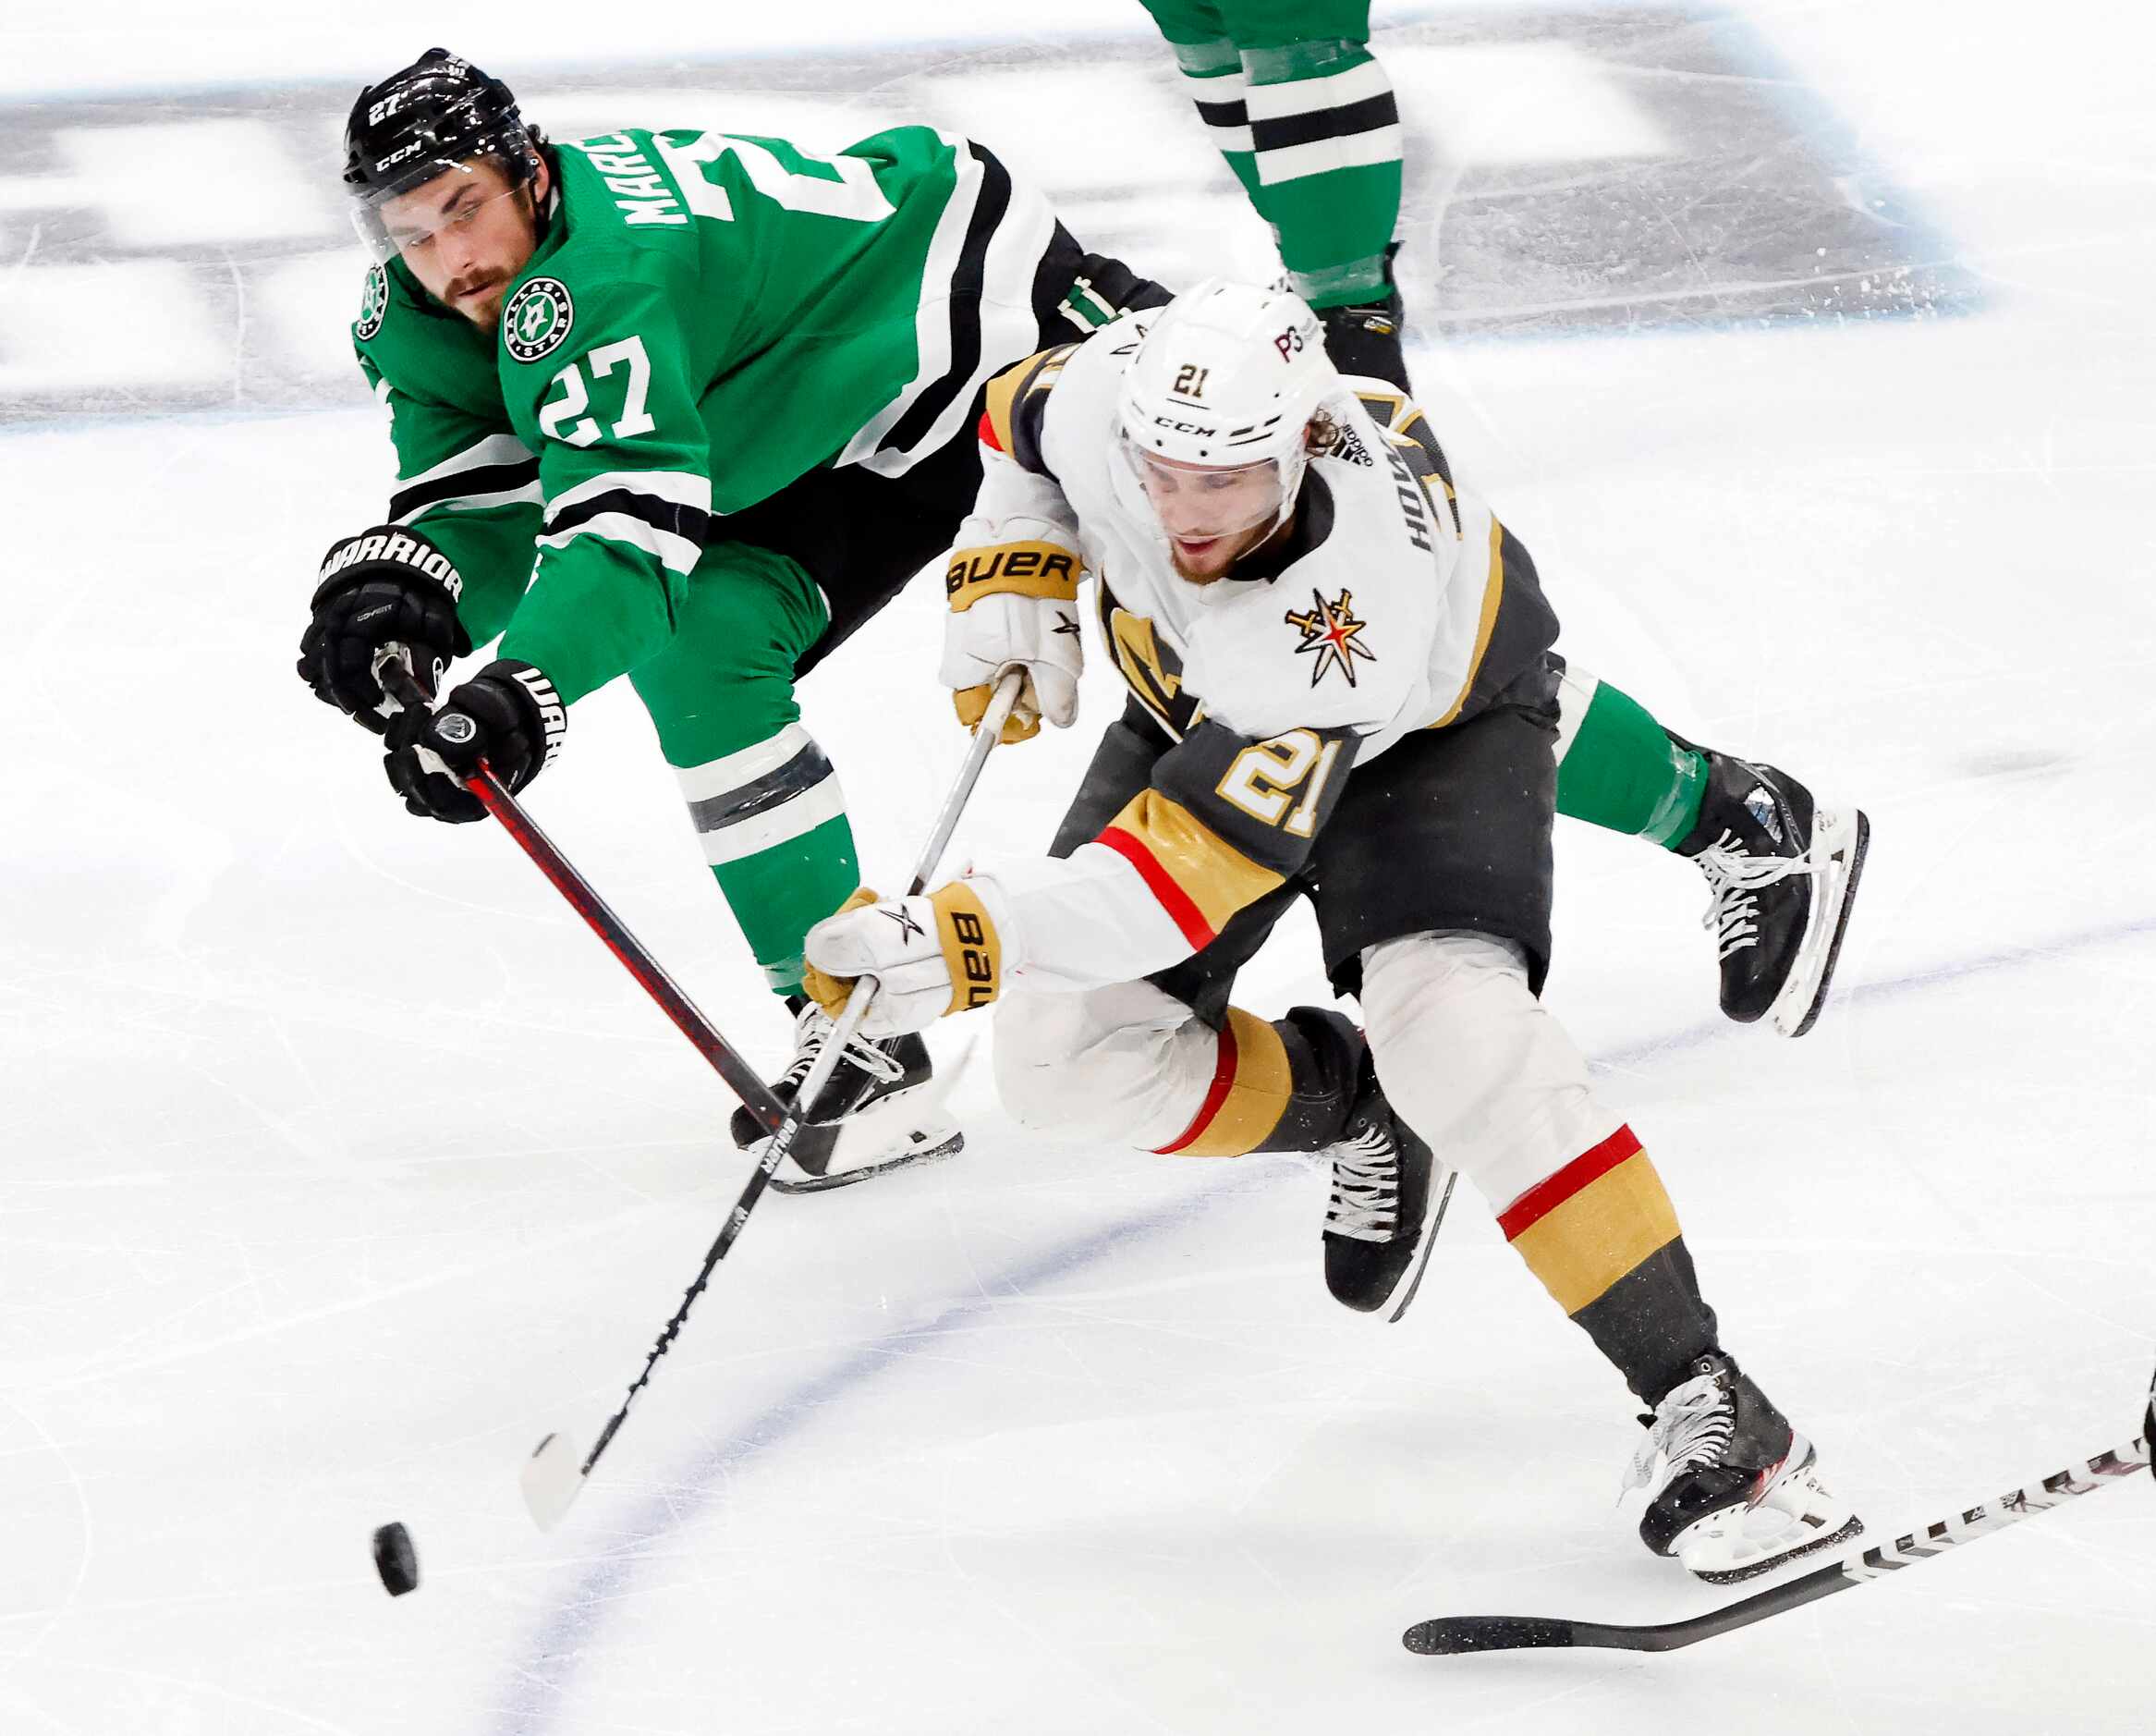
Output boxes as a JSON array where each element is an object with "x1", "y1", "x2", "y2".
[{"x1": 3, "y1": 2, "x2": 2154, "y2": 1731}]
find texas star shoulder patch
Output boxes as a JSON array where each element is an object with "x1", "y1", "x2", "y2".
[
  {"x1": 502, "y1": 276, "x2": 575, "y2": 364},
  {"x1": 355, "y1": 263, "x2": 389, "y2": 341},
  {"x1": 1284, "y1": 588, "x2": 1376, "y2": 688}
]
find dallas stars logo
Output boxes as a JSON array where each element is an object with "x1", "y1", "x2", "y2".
[
  {"x1": 355, "y1": 264, "x2": 389, "y2": 341},
  {"x1": 501, "y1": 276, "x2": 575, "y2": 363},
  {"x1": 1284, "y1": 588, "x2": 1376, "y2": 688}
]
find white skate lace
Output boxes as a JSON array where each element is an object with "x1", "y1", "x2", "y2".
[
  {"x1": 1324, "y1": 1123, "x2": 1400, "y2": 1243},
  {"x1": 1693, "y1": 831, "x2": 1813, "y2": 961},
  {"x1": 1623, "y1": 1372, "x2": 1736, "y2": 1495},
  {"x1": 782, "y1": 1005, "x2": 905, "y2": 1093}
]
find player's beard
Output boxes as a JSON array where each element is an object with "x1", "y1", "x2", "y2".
[
  {"x1": 445, "y1": 275, "x2": 511, "y2": 330},
  {"x1": 1169, "y1": 518, "x2": 1282, "y2": 583}
]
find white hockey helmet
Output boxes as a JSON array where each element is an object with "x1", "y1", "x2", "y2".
[{"x1": 1113, "y1": 279, "x2": 1337, "y2": 568}]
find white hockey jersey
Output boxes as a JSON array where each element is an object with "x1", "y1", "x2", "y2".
[{"x1": 950, "y1": 312, "x2": 1557, "y2": 992}]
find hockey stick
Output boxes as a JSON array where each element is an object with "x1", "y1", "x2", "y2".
[
  {"x1": 377, "y1": 661, "x2": 794, "y2": 1131},
  {"x1": 1403, "y1": 1434, "x2": 2150, "y2": 1656},
  {"x1": 503, "y1": 669, "x2": 1026, "y2": 1527}
]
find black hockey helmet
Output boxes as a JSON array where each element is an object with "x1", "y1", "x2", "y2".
[{"x1": 342, "y1": 48, "x2": 543, "y2": 260}]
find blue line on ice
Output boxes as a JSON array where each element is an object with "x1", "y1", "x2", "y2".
[{"x1": 492, "y1": 910, "x2": 2156, "y2": 1732}]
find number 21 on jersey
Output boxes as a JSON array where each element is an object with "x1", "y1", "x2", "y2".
[{"x1": 1215, "y1": 729, "x2": 1345, "y2": 839}]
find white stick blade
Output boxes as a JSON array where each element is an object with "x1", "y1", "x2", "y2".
[{"x1": 521, "y1": 1430, "x2": 587, "y2": 1531}]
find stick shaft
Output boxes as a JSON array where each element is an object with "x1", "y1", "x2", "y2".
[
  {"x1": 378, "y1": 661, "x2": 788, "y2": 1128},
  {"x1": 527, "y1": 671, "x2": 1020, "y2": 1485},
  {"x1": 1403, "y1": 1434, "x2": 2151, "y2": 1656}
]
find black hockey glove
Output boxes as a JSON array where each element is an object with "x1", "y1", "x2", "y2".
[
  {"x1": 298, "y1": 525, "x2": 473, "y2": 734},
  {"x1": 384, "y1": 659, "x2": 566, "y2": 824}
]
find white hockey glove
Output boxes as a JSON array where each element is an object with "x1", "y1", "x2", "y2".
[
  {"x1": 941, "y1": 539, "x2": 1084, "y2": 743},
  {"x1": 803, "y1": 885, "x2": 1006, "y2": 1037}
]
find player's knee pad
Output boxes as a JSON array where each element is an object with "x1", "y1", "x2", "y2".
[
  {"x1": 1358, "y1": 930, "x2": 1614, "y2": 1208},
  {"x1": 993, "y1": 981, "x2": 1222, "y2": 1149}
]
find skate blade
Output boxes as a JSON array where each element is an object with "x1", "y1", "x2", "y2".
[
  {"x1": 1688, "y1": 1510, "x2": 1865, "y2": 1585},
  {"x1": 1384, "y1": 1168, "x2": 1459, "y2": 1324},
  {"x1": 769, "y1": 1130, "x2": 964, "y2": 1194},
  {"x1": 1771, "y1": 807, "x2": 1870, "y2": 1038}
]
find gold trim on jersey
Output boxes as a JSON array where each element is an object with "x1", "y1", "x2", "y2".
[
  {"x1": 981, "y1": 345, "x2": 1076, "y2": 459},
  {"x1": 1353, "y1": 386, "x2": 1410, "y2": 428},
  {"x1": 1102, "y1": 788, "x2": 1285, "y2": 939},
  {"x1": 1102, "y1": 598, "x2": 1204, "y2": 740},
  {"x1": 1427, "y1": 516, "x2": 1506, "y2": 729}
]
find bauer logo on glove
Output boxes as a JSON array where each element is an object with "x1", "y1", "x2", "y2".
[
  {"x1": 802, "y1": 882, "x2": 1006, "y2": 1037},
  {"x1": 940, "y1": 539, "x2": 1086, "y2": 743},
  {"x1": 944, "y1": 541, "x2": 1082, "y2": 605}
]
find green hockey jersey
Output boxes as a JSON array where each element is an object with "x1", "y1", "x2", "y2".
[{"x1": 351, "y1": 125, "x2": 1055, "y2": 703}]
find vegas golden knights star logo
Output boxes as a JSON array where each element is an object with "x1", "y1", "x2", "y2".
[{"x1": 1284, "y1": 588, "x2": 1375, "y2": 688}]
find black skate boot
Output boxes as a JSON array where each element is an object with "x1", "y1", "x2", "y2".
[
  {"x1": 1312, "y1": 245, "x2": 1411, "y2": 390},
  {"x1": 729, "y1": 998, "x2": 960, "y2": 1192},
  {"x1": 1629, "y1": 1351, "x2": 1863, "y2": 1584},
  {"x1": 1672, "y1": 746, "x2": 1870, "y2": 1037},
  {"x1": 1321, "y1": 1061, "x2": 1456, "y2": 1321},
  {"x1": 1316, "y1": 287, "x2": 1410, "y2": 392}
]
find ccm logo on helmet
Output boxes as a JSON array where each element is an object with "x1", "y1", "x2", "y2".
[
  {"x1": 1147, "y1": 413, "x2": 1220, "y2": 438},
  {"x1": 1273, "y1": 325, "x2": 1307, "y2": 362}
]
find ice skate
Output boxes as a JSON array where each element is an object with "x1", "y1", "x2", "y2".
[
  {"x1": 1322, "y1": 1064, "x2": 1456, "y2": 1321},
  {"x1": 1628, "y1": 1351, "x2": 1863, "y2": 1584},
  {"x1": 1315, "y1": 285, "x2": 1409, "y2": 392},
  {"x1": 1675, "y1": 749, "x2": 1870, "y2": 1037},
  {"x1": 730, "y1": 998, "x2": 961, "y2": 1192}
]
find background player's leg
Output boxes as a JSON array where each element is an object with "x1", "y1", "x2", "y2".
[
  {"x1": 1554, "y1": 662, "x2": 1870, "y2": 1035},
  {"x1": 1224, "y1": 2, "x2": 1399, "y2": 308},
  {"x1": 1141, "y1": 0, "x2": 1408, "y2": 382},
  {"x1": 1140, "y1": 1, "x2": 1261, "y2": 201},
  {"x1": 1552, "y1": 662, "x2": 1709, "y2": 847}
]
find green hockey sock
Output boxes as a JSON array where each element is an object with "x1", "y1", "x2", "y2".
[
  {"x1": 707, "y1": 812, "x2": 859, "y2": 997},
  {"x1": 627, "y1": 543, "x2": 851, "y2": 996},
  {"x1": 1554, "y1": 674, "x2": 1708, "y2": 850},
  {"x1": 1165, "y1": 35, "x2": 1264, "y2": 202},
  {"x1": 1242, "y1": 40, "x2": 1402, "y2": 308}
]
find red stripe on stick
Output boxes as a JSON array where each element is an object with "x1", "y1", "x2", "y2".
[
  {"x1": 1154, "y1": 1019, "x2": 1239, "y2": 1155},
  {"x1": 1096, "y1": 825, "x2": 1216, "y2": 950},
  {"x1": 1497, "y1": 1124, "x2": 1644, "y2": 1241}
]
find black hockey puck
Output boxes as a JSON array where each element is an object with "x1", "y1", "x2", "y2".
[{"x1": 372, "y1": 1522, "x2": 420, "y2": 1596}]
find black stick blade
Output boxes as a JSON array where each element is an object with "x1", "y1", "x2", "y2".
[{"x1": 1404, "y1": 1616, "x2": 1580, "y2": 1655}]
